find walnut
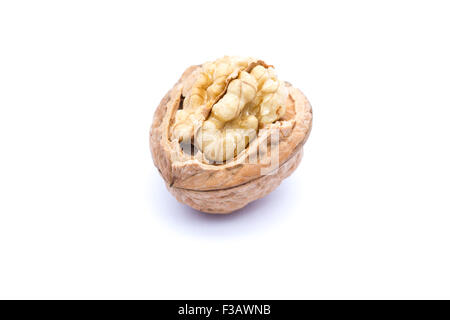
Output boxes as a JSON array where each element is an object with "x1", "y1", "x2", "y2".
[{"x1": 150, "y1": 56, "x2": 312, "y2": 214}]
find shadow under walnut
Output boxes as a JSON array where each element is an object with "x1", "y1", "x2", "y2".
[{"x1": 150, "y1": 65, "x2": 312, "y2": 214}]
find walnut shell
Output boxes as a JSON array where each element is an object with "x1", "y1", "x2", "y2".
[{"x1": 150, "y1": 62, "x2": 312, "y2": 214}]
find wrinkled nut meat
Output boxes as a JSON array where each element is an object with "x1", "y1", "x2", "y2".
[{"x1": 150, "y1": 56, "x2": 312, "y2": 214}]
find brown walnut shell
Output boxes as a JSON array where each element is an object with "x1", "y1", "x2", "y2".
[{"x1": 150, "y1": 64, "x2": 312, "y2": 214}]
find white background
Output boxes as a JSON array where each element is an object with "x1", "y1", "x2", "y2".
[{"x1": 0, "y1": 0, "x2": 449, "y2": 299}]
